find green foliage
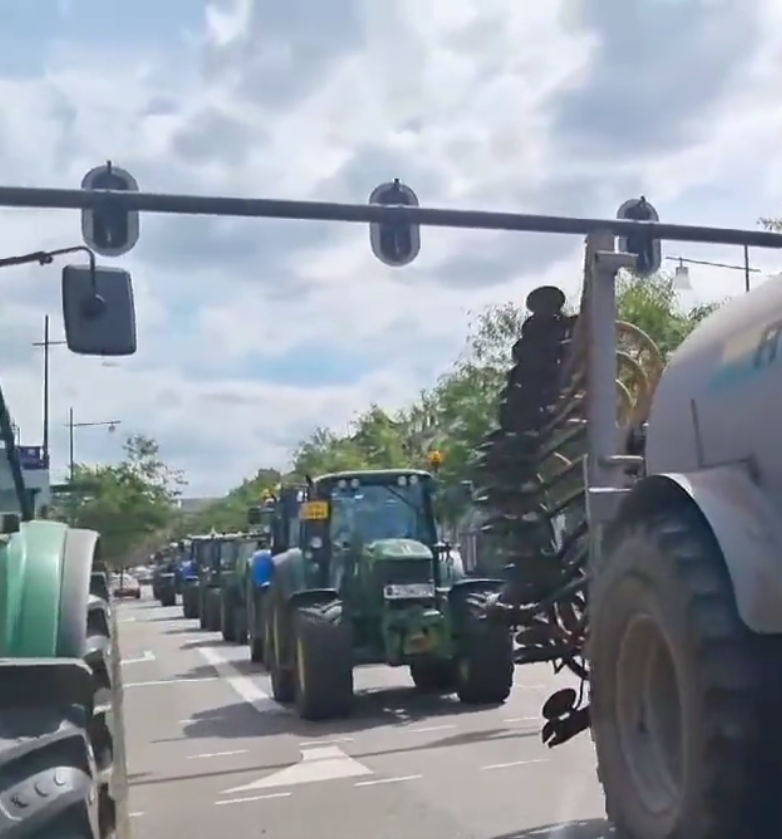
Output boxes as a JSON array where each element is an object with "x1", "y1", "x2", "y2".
[
  {"x1": 59, "y1": 434, "x2": 184, "y2": 567},
  {"x1": 181, "y1": 467, "x2": 282, "y2": 535},
  {"x1": 185, "y1": 273, "x2": 723, "y2": 531}
]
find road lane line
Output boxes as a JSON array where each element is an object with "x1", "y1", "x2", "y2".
[
  {"x1": 401, "y1": 724, "x2": 455, "y2": 734},
  {"x1": 481, "y1": 758, "x2": 549, "y2": 770},
  {"x1": 121, "y1": 651, "x2": 156, "y2": 665},
  {"x1": 188, "y1": 749, "x2": 248, "y2": 760},
  {"x1": 503, "y1": 716, "x2": 540, "y2": 723},
  {"x1": 125, "y1": 676, "x2": 220, "y2": 687},
  {"x1": 298, "y1": 737, "x2": 355, "y2": 747},
  {"x1": 355, "y1": 775, "x2": 422, "y2": 787},
  {"x1": 196, "y1": 645, "x2": 286, "y2": 715},
  {"x1": 215, "y1": 792, "x2": 291, "y2": 806}
]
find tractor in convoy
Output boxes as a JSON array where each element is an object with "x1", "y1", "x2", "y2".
[
  {"x1": 245, "y1": 497, "x2": 277, "y2": 662},
  {"x1": 251, "y1": 466, "x2": 514, "y2": 720},
  {"x1": 218, "y1": 531, "x2": 265, "y2": 643},
  {"x1": 0, "y1": 246, "x2": 129, "y2": 838},
  {"x1": 178, "y1": 537, "x2": 200, "y2": 618}
]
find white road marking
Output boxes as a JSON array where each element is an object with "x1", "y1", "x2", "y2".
[
  {"x1": 298, "y1": 737, "x2": 355, "y2": 747},
  {"x1": 196, "y1": 645, "x2": 284, "y2": 715},
  {"x1": 503, "y1": 716, "x2": 540, "y2": 723},
  {"x1": 401, "y1": 724, "x2": 455, "y2": 734},
  {"x1": 119, "y1": 617, "x2": 137, "y2": 623},
  {"x1": 129, "y1": 812, "x2": 144, "y2": 817},
  {"x1": 355, "y1": 774, "x2": 422, "y2": 787},
  {"x1": 124, "y1": 676, "x2": 220, "y2": 688},
  {"x1": 121, "y1": 651, "x2": 155, "y2": 665},
  {"x1": 215, "y1": 792, "x2": 291, "y2": 806},
  {"x1": 481, "y1": 758, "x2": 549, "y2": 770},
  {"x1": 222, "y1": 745, "x2": 372, "y2": 793},
  {"x1": 189, "y1": 750, "x2": 248, "y2": 760}
]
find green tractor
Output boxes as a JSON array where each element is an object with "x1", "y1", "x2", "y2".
[
  {"x1": 0, "y1": 377, "x2": 127, "y2": 834},
  {"x1": 218, "y1": 533, "x2": 261, "y2": 643},
  {"x1": 263, "y1": 468, "x2": 515, "y2": 721},
  {"x1": 245, "y1": 499, "x2": 279, "y2": 665},
  {"x1": 179, "y1": 537, "x2": 201, "y2": 619}
]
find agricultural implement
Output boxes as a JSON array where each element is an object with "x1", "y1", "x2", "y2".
[
  {"x1": 6, "y1": 173, "x2": 782, "y2": 839},
  {"x1": 258, "y1": 468, "x2": 513, "y2": 720},
  {"x1": 0, "y1": 242, "x2": 129, "y2": 837}
]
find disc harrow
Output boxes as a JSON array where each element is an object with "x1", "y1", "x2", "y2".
[{"x1": 472, "y1": 273, "x2": 664, "y2": 744}]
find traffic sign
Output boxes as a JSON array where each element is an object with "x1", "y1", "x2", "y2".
[{"x1": 369, "y1": 179, "x2": 420, "y2": 267}]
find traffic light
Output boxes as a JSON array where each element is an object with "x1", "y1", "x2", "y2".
[
  {"x1": 369, "y1": 179, "x2": 420, "y2": 267},
  {"x1": 81, "y1": 163, "x2": 140, "y2": 258},
  {"x1": 616, "y1": 196, "x2": 661, "y2": 277}
]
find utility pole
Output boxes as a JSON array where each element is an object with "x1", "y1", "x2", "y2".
[
  {"x1": 31, "y1": 315, "x2": 66, "y2": 467},
  {"x1": 67, "y1": 408, "x2": 121, "y2": 481},
  {"x1": 666, "y1": 251, "x2": 761, "y2": 293}
]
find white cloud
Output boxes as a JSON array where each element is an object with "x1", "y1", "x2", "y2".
[{"x1": 0, "y1": 0, "x2": 781, "y2": 495}]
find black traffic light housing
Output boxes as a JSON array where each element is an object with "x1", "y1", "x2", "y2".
[
  {"x1": 369, "y1": 179, "x2": 420, "y2": 267},
  {"x1": 616, "y1": 196, "x2": 661, "y2": 277},
  {"x1": 81, "y1": 162, "x2": 140, "y2": 258}
]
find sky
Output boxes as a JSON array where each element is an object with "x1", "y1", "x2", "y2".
[{"x1": 0, "y1": 0, "x2": 781, "y2": 496}]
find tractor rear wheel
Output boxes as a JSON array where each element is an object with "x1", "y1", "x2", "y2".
[
  {"x1": 410, "y1": 659, "x2": 456, "y2": 692},
  {"x1": 205, "y1": 590, "x2": 221, "y2": 632},
  {"x1": 248, "y1": 589, "x2": 266, "y2": 663},
  {"x1": 182, "y1": 587, "x2": 198, "y2": 619},
  {"x1": 454, "y1": 588, "x2": 514, "y2": 704},
  {"x1": 268, "y1": 595, "x2": 294, "y2": 703},
  {"x1": 221, "y1": 596, "x2": 236, "y2": 642},
  {"x1": 590, "y1": 505, "x2": 782, "y2": 839},
  {"x1": 292, "y1": 599, "x2": 353, "y2": 721}
]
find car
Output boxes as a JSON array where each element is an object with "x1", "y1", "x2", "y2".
[{"x1": 112, "y1": 573, "x2": 141, "y2": 599}]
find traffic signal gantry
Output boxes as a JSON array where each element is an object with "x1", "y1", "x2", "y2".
[{"x1": 76, "y1": 161, "x2": 664, "y2": 277}]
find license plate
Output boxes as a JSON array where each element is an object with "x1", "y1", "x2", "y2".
[{"x1": 383, "y1": 583, "x2": 435, "y2": 599}]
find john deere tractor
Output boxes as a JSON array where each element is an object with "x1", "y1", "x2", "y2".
[
  {"x1": 196, "y1": 533, "x2": 223, "y2": 631},
  {"x1": 245, "y1": 498, "x2": 280, "y2": 665},
  {"x1": 260, "y1": 468, "x2": 514, "y2": 721},
  {"x1": 179, "y1": 538, "x2": 200, "y2": 619},
  {"x1": 218, "y1": 532, "x2": 261, "y2": 643}
]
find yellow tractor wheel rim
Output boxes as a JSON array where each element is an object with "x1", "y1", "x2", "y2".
[{"x1": 296, "y1": 638, "x2": 306, "y2": 695}]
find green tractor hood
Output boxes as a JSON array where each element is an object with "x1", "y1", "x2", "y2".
[{"x1": 363, "y1": 538, "x2": 433, "y2": 561}]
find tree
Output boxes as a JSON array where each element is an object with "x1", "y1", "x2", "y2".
[
  {"x1": 197, "y1": 273, "x2": 723, "y2": 528},
  {"x1": 180, "y1": 467, "x2": 282, "y2": 535},
  {"x1": 62, "y1": 434, "x2": 185, "y2": 567}
]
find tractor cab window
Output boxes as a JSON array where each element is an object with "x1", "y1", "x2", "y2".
[
  {"x1": 328, "y1": 477, "x2": 435, "y2": 547},
  {"x1": 219, "y1": 540, "x2": 235, "y2": 570}
]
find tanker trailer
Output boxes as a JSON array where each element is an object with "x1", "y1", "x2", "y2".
[
  {"x1": 587, "y1": 270, "x2": 782, "y2": 839},
  {"x1": 474, "y1": 231, "x2": 782, "y2": 839}
]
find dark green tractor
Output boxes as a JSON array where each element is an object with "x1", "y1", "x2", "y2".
[
  {"x1": 245, "y1": 499, "x2": 279, "y2": 666},
  {"x1": 263, "y1": 469, "x2": 515, "y2": 721},
  {"x1": 179, "y1": 537, "x2": 201, "y2": 619},
  {"x1": 197, "y1": 534, "x2": 223, "y2": 631},
  {"x1": 218, "y1": 534, "x2": 259, "y2": 643}
]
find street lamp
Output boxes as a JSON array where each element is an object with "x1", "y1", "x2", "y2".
[
  {"x1": 31, "y1": 315, "x2": 67, "y2": 467},
  {"x1": 666, "y1": 245, "x2": 761, "y2": 293},
  {"x1": 66, "y1": 408, "x2": 121, "y2": 481}
]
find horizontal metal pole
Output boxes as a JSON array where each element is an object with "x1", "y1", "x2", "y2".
[{"x1": 0, "y1": 185, "x2": 781, "y2": 249}]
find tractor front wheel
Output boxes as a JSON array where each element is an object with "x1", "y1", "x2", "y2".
[
  {"x1": 268, "y1": 596, "x2": 295, "y2": 703},
  {"x1": 590, "y1": 505, "x2": 782, "y2": 839},
  {"x1": 205, "y1": 590, "x2": 221, "y2": 632},
  {"x1": 410, "y1": 659, "x2": 456, "y2": 693},
  {"x1": 454, "y1": 589, "x2": 514, "y2": 705},
  {"x1": 292, "y1": 599, "x2": 353, "y2": 721}
]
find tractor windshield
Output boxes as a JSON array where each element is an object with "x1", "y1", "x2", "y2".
[{"x1": 329, "y1": 479, "x2": 435, "y2": 546}]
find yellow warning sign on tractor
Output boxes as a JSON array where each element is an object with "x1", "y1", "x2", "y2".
[{"x1": 300, "y1": 501, "x2": 329, "y2": 521}]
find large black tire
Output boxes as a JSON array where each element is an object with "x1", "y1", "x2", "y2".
[
  {"x1": 198, "y1": 590, "x2": 209, "y2": 630},
  {"x1": 220, "y1": 594, "x2": 236, "y2": 642},
  {"x1": 0, "y1": 532, "x2": 128, "y2": 839},
  {"x1": 409, "y1": 659, "x2": 457, "y2": 693},
  {"x1": 234, "y1": 605, "x2": 248, "y2": 645},
  {"x1": 248, "y1": 589, "x2": 265, "y2": 663},
  {"x1": 267, "y1": 594, "x2": 294, "y2": 703},
  {"x1": 182, "y1": 586, "x2": 198, "y2": 620},
  {"x1": 453, "y1": 589, "x2": 514, "y2": 704},
  {"x1": 590, "y1": 506, "x2": 782, "y2": 839},
  {"x1": 292, "y1": 599, "x2": 354, "y2": 721},
  {"x1": 205, "y1": 590, "x2": 221, "y2": 632}
]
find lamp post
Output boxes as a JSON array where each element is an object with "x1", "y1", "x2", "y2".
[
  {"x1": 67, "y1": 409, "x2": 121, "y2": 481},
  {"x1": 666, "y1": 245, "x2": 760, "y2": 293},
  {"x1": 31, "y1": 315, "x2": 67, "y2": 467}
]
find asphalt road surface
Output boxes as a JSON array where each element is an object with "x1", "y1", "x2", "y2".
[{"x1": 118, "y1": 590, "x2": 610, "y2": 839}]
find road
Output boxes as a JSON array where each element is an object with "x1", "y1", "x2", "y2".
[{"x1": 118, "y1": 591, "x2": 610, "y2": 839}]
